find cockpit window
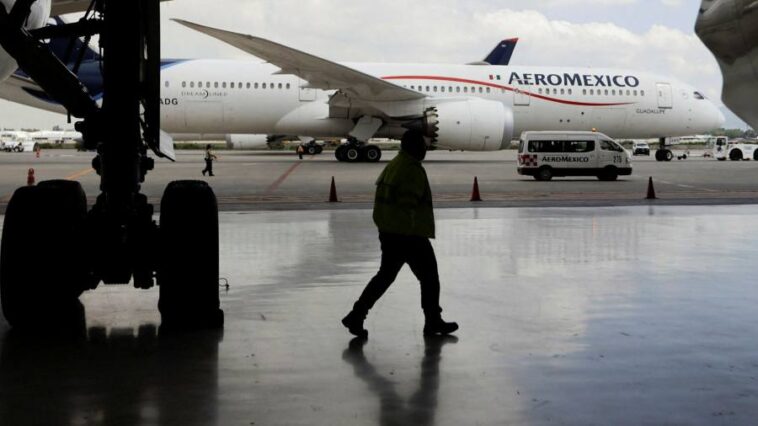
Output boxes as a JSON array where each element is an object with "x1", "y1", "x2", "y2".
[{"x1": 694, "y1": 91, "x2": 705, "y2": 100}]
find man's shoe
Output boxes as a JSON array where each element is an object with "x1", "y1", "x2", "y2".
[
  {"x1": 423, "y1": 318, "x2": 459, "y2": 336},
  {"x1": 341, "y1": 311, "x2": 368, "y2": 338},
  {"x1": 202, "y1": 170, "x2": 206, "y2": 176}
]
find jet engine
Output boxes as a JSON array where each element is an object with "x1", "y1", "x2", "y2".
[
  {"x1": 224, "y1": 134, "x2": 272, "y2": 150},
  {"x1": 421, "y1": 98, "x2": 514, "y2": 151}
]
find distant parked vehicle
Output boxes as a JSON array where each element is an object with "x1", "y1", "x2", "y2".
[{"x1": 632, "y1": 142, "x2": 650, "y2": 156}]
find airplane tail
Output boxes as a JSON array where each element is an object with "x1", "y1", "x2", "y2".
[
  {"x1": 45, "y1": 17, "x2": 100, "y2": 65},
  {"x1": 483, "y1": 38, "x2": 518, "y2": 66}
]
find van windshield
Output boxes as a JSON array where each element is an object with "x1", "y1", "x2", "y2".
[{"x1": 601, "y1": 140, "x2": 624, "y2": 152}]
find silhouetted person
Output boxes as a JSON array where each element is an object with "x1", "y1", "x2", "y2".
[
  {"x1": 342, "y1": 130, "x2": 458, "y2": 338},
  {"x1": 297, "y1": 144, "x2": 304, "y2": 160},
  {"x1": 202, "y1": 144, "x2": 217, "y2": 176}
]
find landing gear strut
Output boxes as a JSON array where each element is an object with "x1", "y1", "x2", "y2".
[
  {"x1": 0, "y1": 0, "x2": 222, "y2": 329},
  {"x1": 334, "y1": 139, "x2": 382, "y2": 163}
]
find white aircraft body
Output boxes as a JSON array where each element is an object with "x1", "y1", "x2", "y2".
[
  {"x1": 0, "y1": 16, "x2": 726, "y2": 162},
  {"x1": 147, "y1": 21, "x2": 728, "y2": 160}
]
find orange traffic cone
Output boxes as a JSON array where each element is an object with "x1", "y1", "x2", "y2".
[
  {"x1": 27, "y1": 168, "x2": 35, "y2": 186},
  {"x1": 328, "y1": 176, "x2": 339, "y2": 202},
  {"x1": 646, "y1": 177, "x2": 656, "y2": 200},
  {"x1": 470, "y1": 177, "x2": 482, "y2": 202}
]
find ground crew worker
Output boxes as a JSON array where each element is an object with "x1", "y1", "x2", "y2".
[
  {"x1": 341, "y1": 129, "x2": 458, "y2": 338},
  {"x1": 297, "y1": 144, "x2": 304, "y2": 160},
  {"x1": 202, "y1": 144, "x2": 217, "y2": 176}
]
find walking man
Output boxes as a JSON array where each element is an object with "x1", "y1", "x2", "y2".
[
  {"x1": 201, "y1": 144, "x2": 217, "y2": 176},
  {"x1": 342, "y1": 130, "x2": 458, "y2": 338}
]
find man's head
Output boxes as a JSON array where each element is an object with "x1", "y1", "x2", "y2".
[
  {"x1": 206, "y1": 144, "x2": 212, "y2": 150},
  {"x1": 401, "y1": 130, "x2": 428, "y2": 161}
]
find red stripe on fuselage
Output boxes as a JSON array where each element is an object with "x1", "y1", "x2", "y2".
[{"x1": 382, "y1": 75, "x2": 634, "y2": 107}]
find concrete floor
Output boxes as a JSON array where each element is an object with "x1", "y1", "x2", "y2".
[{"x1": 2, "y1": 205, "x2": 758, "y2": 425}]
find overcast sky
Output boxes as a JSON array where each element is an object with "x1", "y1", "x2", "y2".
[{"x1": 0, "y1": 0, "x2": 749, "y2": 130}]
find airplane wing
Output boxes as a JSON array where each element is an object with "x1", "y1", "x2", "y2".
[
  {"x1": 0, "y1": 73, "x2": 66, "y2": 114},
  {"x1": 172, "y1": 19, "x2": 425, "y2": 103},
  {"x1": 51, "y1": 0, "x2": 172, "y2": 16},
  {"x1": 695, "y1": 0, "x2": 758, "y2": 130}
]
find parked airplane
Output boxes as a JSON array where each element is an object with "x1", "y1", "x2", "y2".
[{"x1": 1, "y1": 16, "x2": 725, "y2": 163}]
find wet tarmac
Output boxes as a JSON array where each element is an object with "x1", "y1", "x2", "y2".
[{"x1": 2, "y1": 205, "x2": 758, "y2": 425}]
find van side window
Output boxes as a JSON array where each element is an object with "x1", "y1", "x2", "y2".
[
  {"x1": 528, "y1": 140, "x2": 563, "y2": 153},
  {"x1": 566, "y1": 140, "x2": 594, "y2": 153}
]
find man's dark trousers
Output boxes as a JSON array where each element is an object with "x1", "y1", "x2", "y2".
[{"x1": 354, "y1": 232, "x2": 441, "y2": 315}]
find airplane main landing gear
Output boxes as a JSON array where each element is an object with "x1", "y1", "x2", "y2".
[
  {"x1": 0, "y1": 0, "x2": 223, "y2": 330},
  {"x1": 655, "y1": 138, "x2": 673, "y2": 162},
  {"x1": 334, "y1": 139, "x2": 382, "y2": 163}
]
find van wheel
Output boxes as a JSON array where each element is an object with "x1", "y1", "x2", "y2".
[
  {"x1": 535, "y1": 167, "x2": 553, "y2": 181},
  {"x1": 598, "y1": 167, "x2": 618, "y2": 181},
  {"x1": 730, "y1": 149, "x2": 743, "y2": 161}
]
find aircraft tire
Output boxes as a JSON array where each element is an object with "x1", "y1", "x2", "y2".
[
  {"x1": 363, "y1": 145, "x2": 382, "y2": 163},
  {"x1": 158, "y1": 181, "x2": 223, "y2": 329},
  {"x1": 345, "y1": 146, "x2": 361, "y2": 162},
  {"x1": 664, "y1": 150, "x2": 673, "y2": 162},
  {"x1": 0, "y1": 180, "x2": 89, "y2": 328},
  {"x1": 335, "y1": 145, "x2": 347, "y2": 162}
]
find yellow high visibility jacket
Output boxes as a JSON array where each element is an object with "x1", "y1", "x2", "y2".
[{"x1": 373, "y1": 150, "x2": 435, "y2": 238}]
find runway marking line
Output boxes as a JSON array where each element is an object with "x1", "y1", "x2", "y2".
[
  {"x1": 65, "y1": 167, "x2": 95, "y2": 181},
  {"x1": 264, "y1": 157, "x2": 312, "y2": 195}
]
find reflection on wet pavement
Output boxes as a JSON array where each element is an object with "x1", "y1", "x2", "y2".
[{"x1": 1, "y1": 205, "x2": 758, "y2": 425}]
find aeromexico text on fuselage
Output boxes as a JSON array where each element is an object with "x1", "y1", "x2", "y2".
[{"x1": 507, "y1": 72, "x2": 640, "y2": 88}]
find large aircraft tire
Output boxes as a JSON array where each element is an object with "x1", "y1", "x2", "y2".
[
  {"x1": 664, "y1": 150, "x2": 673, "y2": 162},
  {"x1": 0, "y1": 180, "x2": 89, "y2": 328},
  {"x1": 363, "y1": 145, "x2": 382, "y2": 163},
  {"x1": 158, "y1": 181, "x2": 223, "y2": 329},
  {"x1": 345, "y1": 146, "x2": 361, "y2": 162},
  {"x1": 335, "y1": 145, "x2": 347, "y2": 162}
]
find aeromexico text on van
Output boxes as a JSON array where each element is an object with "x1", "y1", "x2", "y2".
[{"x1": 509, "y1": 73, "x2": 641, "y2": 88}]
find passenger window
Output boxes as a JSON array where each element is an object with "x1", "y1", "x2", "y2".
[
  {"x1": 464, "y1": 87, "x2": 468, "y2": 93},
  {"x1": 479, "y1": 87, "x2": 483, "y2": 93},
  {"x1": 539, "y1": 88, "x2": 543, "y2": 94},
  {"x1": 529, "y1": 140, "x2": 563, "y2": 153},
  {"x1": 206, "y1": 82, "x2": 210, "y2": 88},
  {"x1": 426, "y1": 86, "x2": 430, "y2": 92},
  {"x1": 456, "y1": 87, "x2": 461, "y2": 93},
  {"x1": 246, "y1": 83, "x2": 251, "y2": 89},
  {"x1": 165, "y1": 81, "x2": 170, "y2": 88},
  {"x1": 190, "y1": 82, "x2": 195, "y2": 88},
  {"x1": 278, "y1": 83, "x2": 283, "y2": 89},
  {"x1": 222, "y1": 82, "x2": 227, "y2": 88},
  {"x1": 214, "y1": 82, "x2": 219, "y2": 88},
  {"x1": 641, "y1": 90, "x2": 645, "y2": 96},
  {"x1": 286, "y1": 83, "x2": 291, "y2": 89},
  {"x1": 239, "y1": 82, "x2": 243, "y2": 88},
  {"x1": 568, "y1": 89, "x2": 572, "y2": 95},
  {"x1": 182, "y1": 81, "x2": 186, "y2": 88},
  {"x1": 604, "y1": 89, "x2": 609, "y2": 95},
  {"x1": 262, "y1": 83, "x2": 266, "y2": 89},
  {"x1": 486, "y1": 87, "x2": 491, "y2": 93},
  {"x1": 254, "y1": 83, "x2": 258, "y2": 89},
  {"x1": 441, "y1": 87, "x2": 446, "y2": 93}
]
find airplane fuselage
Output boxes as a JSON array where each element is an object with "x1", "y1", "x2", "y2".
[{"x1": 158, "y1": 60, "x2": 724, "y2": 145}]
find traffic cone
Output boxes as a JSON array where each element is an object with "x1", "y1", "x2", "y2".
[
  {"x1": 328, "y1": 176, "x2": 339, "y2": 202},
  {"x1": 470, "y1": 177, "x2": 482, "y2": 202},
  {"x1": 646, "y1": 177, "x2": 656, "y2": 200},
  {"x1": 27, "y1": 168, "x2": 35, "y2": 186}
]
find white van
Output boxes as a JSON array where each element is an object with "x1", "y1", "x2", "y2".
[{"x1": 517, "y1": 131, "x2": 632, "y2": 181}]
